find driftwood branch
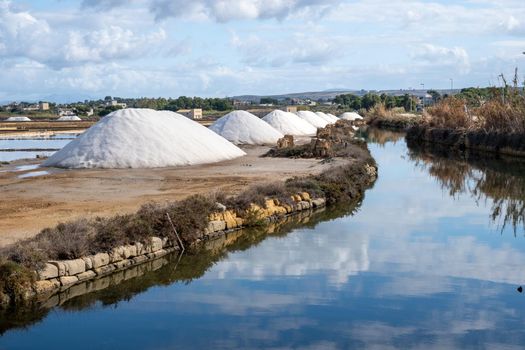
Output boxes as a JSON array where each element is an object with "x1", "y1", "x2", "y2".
[{"x1": 166, "y1": 212, "x2": 185, "y2": 253}]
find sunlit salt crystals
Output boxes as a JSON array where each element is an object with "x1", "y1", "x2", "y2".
[
  {"x1": 43, "y1": 108, "x2": 246, "y2": 168},
  {"x1": 57, "y1": 115, "x2": 82, "y2": 121},
  {"x1": 295, "y1": 111, "x2": 329, "y2": 128},
  {"x1": 262, "y1": 110, "x2": 317, "y2": 136},
  {"x1": 315, "y1": 112, "x2": 338, "y2": 124},
  {"x1": 210, "y1": 110, "x2": 284, "y2": 145},
  {"x1": 6, "y1": 116, "x2": 31, "y2": 122}
]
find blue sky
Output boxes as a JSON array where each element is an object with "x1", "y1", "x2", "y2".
[{"x1": 1, "y1": 0, "x2": 524, "y2": 102}]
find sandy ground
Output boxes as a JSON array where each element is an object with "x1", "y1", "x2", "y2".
[{"x1": 0, "y1": 145, "x2": 347, "y2": 247}]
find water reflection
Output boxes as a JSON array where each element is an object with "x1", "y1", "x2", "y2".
[
  {"x1": 3, "y1": 131, "x2": 525, "y2": 349},
  {"x1": 407, "y1": 141, "x2": 525, "y2": 234},
  {"x1": 0, "y1": 204, "x2": 360, "y2": 336}
]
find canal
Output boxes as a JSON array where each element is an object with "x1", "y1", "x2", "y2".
[{"x1": 1, "y1": 128, "x2": 525, "y2": 349}]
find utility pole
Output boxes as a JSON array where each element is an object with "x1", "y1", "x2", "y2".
[{"x1": 450, "y1": 78, "x2": 453, "y2": 94}]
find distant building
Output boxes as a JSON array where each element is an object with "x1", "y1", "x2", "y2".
[
  {"x1": 284, "y1": 106, "x2": 297, "y2": 113},
  {"x1": 39, "y1": 102, "x2": 49, "y2": 111},
  {"x1": 86, "y1": 108, "x2": 94, "y2": 117},
  {"x1": 22, "y1": 104, "x2": 39, "y2": 111},
  {"x1": 106, "y1": 100, "x2": 127, "y2": 109},
  {"x1": 233, "y1": 100, "x2": 251, "y2": 108},
  {"x1": 177, "y1": 108, "x2": 203, "y2": 120}
]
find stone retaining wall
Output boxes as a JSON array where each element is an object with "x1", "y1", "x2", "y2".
[{"x1": 32, "y1": 193, "x2": 327, "y2": 300}]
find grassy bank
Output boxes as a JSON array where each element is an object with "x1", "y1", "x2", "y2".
[{"x1": 407, "y1": 71, "x2": 525, "y2": 156}]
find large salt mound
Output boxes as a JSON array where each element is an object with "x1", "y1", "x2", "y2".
[
  {"x1": 315, "y1": 112, "x2": 338, "y2": 124},
  {"x1": 57, "y1": 115, "x2": 82, "y2": 121},
  {"x1": 339, "y1": 112, "x2": 363, "y2": 121},
  {"x1": 6, "y1": 116, "x2": 31, "y2": 122},
  {"x1": 262, "y1": 110, "x2": 317, "y2": 136},
  {"x1": 43, "y1": 108, "x2": 246, "y2": 169},
  {"x1": 210, "y1": 110, "x2": 284, "y2": 145},
  {"x1": 295, "y1": 111, "x2": 329, "y2": 128}
]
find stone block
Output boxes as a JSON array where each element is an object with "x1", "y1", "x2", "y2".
[
  {"x1": 82, "y1": 257, "x2": 93, "y2": 270},
  {"x1": 114, "y1": 259, "x2": 132, "y2": 270},
  {"x1": 76, "y1": 270, "x2": 97, "y2": 282},
  {"x1": 135, "y1": 242, "x2": 145, "y2": 255},
  {"x1": 132, "y1": 255, "x2": 148, "y2": 265},
  {"x1": 63, "y1": 259, "x2": 86, "y2": 276},
  {"x1": 207, "y1": 220, "x2": 226, "y2": 233},
  {"x1": 94, "y1": 264, "x2": 116, "y2": 276},
  {"x1": 34, "y1": 279, "x2": 60, "y2": 294},
  {"x1": 91, "y1": 253, "x2": 110, "y2": 268},
  {"x1": 311, "y1": 198, "x2": 326, "y2": 208},
  {"x1": 37, "y1": 263, "x2": 59, "y2": 280},
  {"x1": 110, "y1": 246, "x2": 125, "y2": 263},
  {"x1": 59, "y1": 276, "x2": 79, "y2": 287},
  {"x1": 223, "y1": 211, "x2": 238, "y2": 229},
  {"x1": 300, "y1": 192, "x2": 311, "y2": 201},
  {"x1": 49, "y1": 261, "x2": 66, "y2": 277},
  {"x1": 150, "y1": 237, "x2": 163, "y2": 252}
]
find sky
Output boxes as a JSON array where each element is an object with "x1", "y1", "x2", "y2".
[{"x1": 1, "y1": 0, "x2": 525, "y2": 102}]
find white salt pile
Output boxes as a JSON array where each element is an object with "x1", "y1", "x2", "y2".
[
  {"x1": 43, "y1": 108, "x2": 246, "y2": 169},
  {"x1": 295, "y1": 111, "x2": 329, "y2": 128},
  {"x1": 210, "y1": 110, "x2": 284, "y2": 145},
  {"x1": 6, "y1": 116, "x2": 31, "y2": 122},
  {"x1": 262, "y1": 110, "x2": 317, "y2": 136},
  {"x1": 57, "y1": 115, "x2": 82, "y2": 121},
  {"x1": 315, "y1": 112, "x2": 338, "y2": 124},
  {"x1": 327, "y1": 113, "x2": 338, "y2": 120},
  {"x1": 339, "y1": 112, "x2": 363, "y2": 121}
]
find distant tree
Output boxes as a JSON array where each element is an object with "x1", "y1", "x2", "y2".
[
  {"x1": 260, "y1": 97, "x2": 279, "y2": 105},
  {"x1": 427, "y1": 89, "x2": 442, "y2": 103}
]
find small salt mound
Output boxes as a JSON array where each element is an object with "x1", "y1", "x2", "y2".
[
  {"x1": 210, "y1": 110, "x2": 284, "y2": 145},
  {"x1": 262, "y1": 110, "x2": 317, "y2": 136},
  {"x1": 57, "y1": 115, "x2": 81, "y2": 121},
  {"x1": 315, "y1": 112, "x2": 338, "y2": 124},
  {"x1": 43, "y1": 108, "x2": 246, "y2": 169},
  {"x1": 327, "y1": 113, "x2": 338, "y2": 120},
  {"x1": 6, "y1": 116, "x2": 31, "y2": 122},
  {"x1": 295, "y1": 111, "x2": 329, "y2": 128},
  {"x1": 339, "y1": 112, "x2": 363, "y2": 121}
]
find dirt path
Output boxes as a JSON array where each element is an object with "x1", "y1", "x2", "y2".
[{"x1": 0, "y1": 146, "x2": 347, "y2": 247}]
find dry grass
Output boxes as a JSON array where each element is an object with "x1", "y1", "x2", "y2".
[{"x1": 425, "y1": 70, "x2": 525, "y2": 133}]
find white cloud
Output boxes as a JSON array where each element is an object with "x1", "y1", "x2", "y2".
[
  {"x1": 149, "y1": 0, "x2": 340, "y2": 22},
  {"x1": 411, "y1": 44, "x2": 471, "y2": 74}
]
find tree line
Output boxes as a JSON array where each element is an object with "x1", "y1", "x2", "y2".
[{"x1": 333, "y1": 93, "x2": 418, "y2": 111}]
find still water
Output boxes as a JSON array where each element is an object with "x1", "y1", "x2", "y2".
[
  {"x1": 0, "y1": 134, "x2": 76, "y2": 162},
  {"x1": 1, "y1": 129, "x2": 525, "y2": 349}
]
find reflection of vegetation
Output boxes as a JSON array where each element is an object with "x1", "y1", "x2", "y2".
[
  {"x1": 357, "y1": 127, "x2": 406, "y2": 146},
  {"x1": 408, "y1": 142, "x2": 525, "y2": 234},
  {"x1": 0, "y1": 200, "x2": 361, "y2": 336}
]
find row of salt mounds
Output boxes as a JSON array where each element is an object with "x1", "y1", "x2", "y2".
[
  {"x1": 43, "y1": 108, "x2": 246, "y2": 169},
  {"x1": 339, "y1": 112, "x2": 363, "y2": 121},
  {"x1": 262, "y1": 110, "x2": 317, "y2": 136},
  {"x1": 6, "y1": 116, "x2": 31, "y2": 122},
  {"x1": 315, "y1": 112, "x2": 338, "y2": 124},
  {"x1": 210, "y1": 110, "x2": 283, "y2": 145},
  {"x1": 295, "y1": 111, "x2": 329, "y2": 128},
  {"x1": 57, "y1": 115, "x2": 82, "y2": 121},
  {"x1": 327, "y1": 113, "x2": 338, "y2": 120}
]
